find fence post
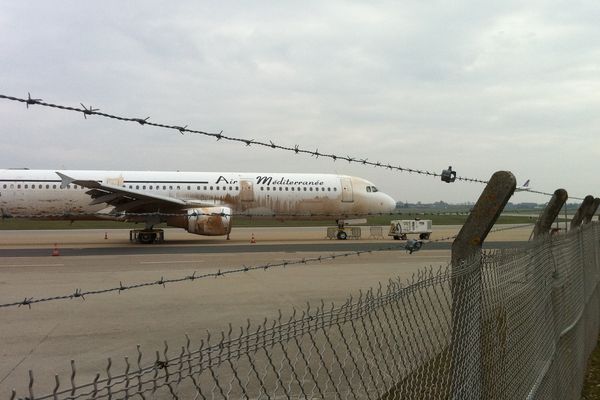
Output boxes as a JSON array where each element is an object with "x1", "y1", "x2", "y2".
[
  {"x1": 451, "y1": 171, "x2": 516, "y2": 399},
  {"x1": 532, "y1": 189, "x2": 568, "y2": 239},
  {"x1": 583, "y1": 198, "x2": 600, "y2": 224},
  {"x1": 570, "y1": 195, "x2": 595, "y2": 230}
]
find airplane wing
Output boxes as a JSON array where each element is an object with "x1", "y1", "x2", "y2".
[{"x1": 56, "y1": 172, "x2": 217, "y2": 213}]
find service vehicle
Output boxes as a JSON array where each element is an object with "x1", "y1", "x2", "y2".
[{"x1": 388, "y1": 219, "x2": 432, "y2": 240}]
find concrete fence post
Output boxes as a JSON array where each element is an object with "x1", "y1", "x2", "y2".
[
  {"x1": 532, "y1": 189, "x2": 568, "y2": 239},
  {"x1": 450, "y1": 171, "x2": 516, "y2": 399},
  {"x1": 570, "y1": 195, "x2": 595, "y2": 230},
  {"x1": 583, "y1": 198, "x2": 600, "y2": 224}
]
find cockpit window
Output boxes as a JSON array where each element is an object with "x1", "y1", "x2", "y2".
[
  {"x1": 372, "y1": 186, "x2": 378, "y2": 192},
  {"x1": 366, "y1": 186, "x2": 372, "y2": 193}
]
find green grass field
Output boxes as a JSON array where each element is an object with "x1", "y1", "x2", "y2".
[{"x1": 0, "y1": 214, "x2": 537, "y2": 230}]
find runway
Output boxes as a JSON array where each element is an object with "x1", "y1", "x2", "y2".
[
  {"x1": 0, "y1": 225, "x2": 531, "y2": 256},
  {"x1": 0, "y1": 225, "x2": 533, "y2": 395},
  {"x1": 0, "y1": 240, "x2": 526, "y2": 257}
]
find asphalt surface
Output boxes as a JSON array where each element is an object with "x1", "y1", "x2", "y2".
[
  {"x1": 0, "y1": 225, "x2": 533, "y2": 395},
  {"x1": 0, "y1": 240, "x2": 525, "y2": 257}
]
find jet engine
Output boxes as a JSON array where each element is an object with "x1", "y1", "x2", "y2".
[{"x1": 166, "y1": 207, "x2": 231, "y2": 236}]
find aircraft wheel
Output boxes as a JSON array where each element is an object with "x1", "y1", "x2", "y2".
[
  {"x1": 419, "y1": 233, "x2": 430, "y2": 240},
  {"x1": 393, "y1": 235, "x2": 400, "y2": 240},
  {"x1": 337, "y1": 231, "x2": 348, "y2": 240},
  {"x1": 400, "y1": 234, "x2": 408, "y2": 240},
  {"x1": 139, "y1": 232, "x2": 156, "y2": 244}
]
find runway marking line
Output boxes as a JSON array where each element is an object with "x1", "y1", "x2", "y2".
[
  {"x1": 1, "y1": 264, "x2": 65, "y2": 267},
  {"x1": 139, "y1": 260, "x2": 205, "y2": 264}
]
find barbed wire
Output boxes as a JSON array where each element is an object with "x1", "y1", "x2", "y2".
[
  {"x1": 0, "y1": 93, "x2": 490, "y2": 183},
  {"x1": 0, "y1": 222, "x2": 536, "y2": 310},
  {"x1": 1, "y1": 93, "x2": 587, "y2": 199},
  {"x1": 0, "y1": 245, "x2": 404, "y2": 310},
  {"x1": 515, "y1": 188, "x2": 585, "y2": 201}
]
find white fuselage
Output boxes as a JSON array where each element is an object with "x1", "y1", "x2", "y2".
[{"x1": 0, "y1": 169, "x2": 396, "y2": 221}]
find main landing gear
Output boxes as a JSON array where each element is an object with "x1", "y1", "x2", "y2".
[{"x1": 130, "y1": 229, "x2": 165, "y2": 244}]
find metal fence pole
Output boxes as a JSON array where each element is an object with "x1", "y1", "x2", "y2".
[
  {"x1": 570, "y1": 195, "x2": 595, "y2": 230},
  {"x1": 532, "y1": 189, "x2": 568, "y2": 239},
  {"x1": 583, "y1": 197, "x2": 600, "y2": 224},
  {"x1": 450, "y1": 171, "x2": 516, "y2": 399}
]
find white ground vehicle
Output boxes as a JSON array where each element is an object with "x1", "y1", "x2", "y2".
[{"x1": 388, "y1": 219, "x2": 432, "y2": 240}]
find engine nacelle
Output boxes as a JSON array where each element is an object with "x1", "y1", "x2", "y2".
[{"x1": 166, "y1": 207, "x2": 231, "y2": 236}]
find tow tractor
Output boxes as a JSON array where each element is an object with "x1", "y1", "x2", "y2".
[
  {"x1": 388, "y1": 219, "x2": 432, "y2": 240},
  {"x1": 330, "y1": 218, "x2": 367, "y2": 240}
]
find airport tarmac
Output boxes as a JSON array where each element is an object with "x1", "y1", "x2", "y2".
[{"x1": 0, "y1": 225, "x2": 533, "y2": 395}]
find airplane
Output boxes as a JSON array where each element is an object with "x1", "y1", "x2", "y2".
[
  {"x1": 515, "y1": 179, "x2": 531, "y2": 192},
  {"x1": 0, "y1": 169, "x2": 397, "y2": 243}
]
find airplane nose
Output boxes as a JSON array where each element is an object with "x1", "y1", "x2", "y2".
[{"x1": 380, "y1": 194, "x2": 396, "y2": 212}]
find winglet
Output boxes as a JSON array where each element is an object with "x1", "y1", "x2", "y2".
[{"x1": 56, "y1": 172, "x2": 75, "y2": 189}]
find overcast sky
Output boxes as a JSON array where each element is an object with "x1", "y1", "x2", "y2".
[{"x1": 1, "y1": 1, "x2": 599, "y2": 203}]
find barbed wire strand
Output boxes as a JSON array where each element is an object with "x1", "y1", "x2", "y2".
[
  {"x1": 0, "y1": 93, "x2": 488, "y2": 183},
  {"x1": 1, "y1": 93, "x2": 586, "y2": 199},
  {"x1": 0, "y1": 246, "x2": 401, "y2": 310},
  {"x1": 0, "y1": 222, "x2": 535, "y2": 310}
]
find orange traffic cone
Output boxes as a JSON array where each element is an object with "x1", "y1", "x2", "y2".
[
  {"x1": 52, "y1": 243, "x2": 60, "y2": 256},
  {"x1": 251, "y1": 233, "x2": 256, "y2": 244}
]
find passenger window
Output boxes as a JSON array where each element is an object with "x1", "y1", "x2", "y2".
[
  {"x1": 177, "y1": 186, "x2": 181, "y2": 190},
  {"x1": 203, "y1": 186, "x2": 207, "y2": 190},
  {"x1": 210, "y1": 186, "x2": 213, "y2": 190},
  {"x1": 187, "y1": 185, "x2": 191, "y2": 190},
  {"x1": 334, "y1": 188, "x2": 337, "y2": 191},
  {"x1": 366, "y1": 186, "x2": 371, "y2": 193},
  {"x1": 309, "y1": 187, "x2": 313, "y2": 191},
  {"x1": 24, "y1": 184, "x2": 28, "y2": 189},
  {"x1": 216, "y1": 186, "x2": 220, "y2": 190},
  {"x1": 2, "y1": 184, "x2": 5, "y2": 189},
  {"x1": 260, "y1": 187, "x2": 264, "y2": 191},
  {"x1": 52, "y1": 185, "x2": 56, "y2": 189},
  {"x1": 279, "y1": 187, "x2": 282, "y2": 191},
  {"x1": 10, "y1": 184, "x2": 14, "y2": 189},
  {"x1": 321, "y1": 187, "x2": 325, "y2": 191},
  {"x1": 236, "y1": 186, "x2": 239, "y2": 190},
  {"x1": 229, "y1": 186, "x2": 233, "y2": 191},
  {"x1": 267, "y1": 187, "x2": 270, "y2": 191},
  {"x1": 285, "y1": 187, "x2": 288, "y2": 191},
  {"x1": 17, "y1": 184, "x2": 21, "y2": 189},
  {"x1": 143, "y1": 185, "x2": 146, "y2": 190},
  {"x1": 303, "y1": 187, "x2": 307, "y2": 191},
  {"x1": 136, "y1": 185, "x2": 140, "y2": 189},
  {"x1": 169, "y1": 186, "x2": 173, "y2": 190},
  {"x1": 291, "y1": 187, "x2": 295, "y2": 191}
]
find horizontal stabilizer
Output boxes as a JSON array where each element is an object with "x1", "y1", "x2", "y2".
[{"x1": 56, "y1": 172, "x2": 75, "y2": 189}]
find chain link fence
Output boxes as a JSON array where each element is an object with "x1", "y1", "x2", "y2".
[{"x1": 9, "y1": 222, "x2": 600, "y2": 400}]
